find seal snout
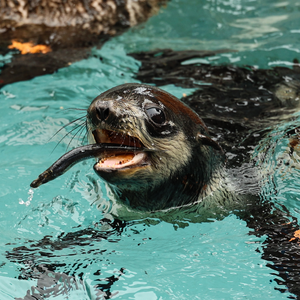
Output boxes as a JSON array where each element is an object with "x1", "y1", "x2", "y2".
[{"x1": 95, "y1": 101, "x2": 112, "y2": 122}]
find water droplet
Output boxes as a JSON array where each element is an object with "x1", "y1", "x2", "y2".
[{"x1": 19, "y1": 188, "x2": 34, "y2": 206}]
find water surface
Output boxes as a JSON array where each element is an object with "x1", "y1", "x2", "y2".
[{"x1": 1, "y1": 0, "x2": 300, "y2": 299}]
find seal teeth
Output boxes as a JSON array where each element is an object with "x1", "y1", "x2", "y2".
[
  {"x1": 92, "y1": 129, "x2": 143, "y2": 148},
  {"x1": 95, "y1": 152, "x2": 146, "y2": 170}
]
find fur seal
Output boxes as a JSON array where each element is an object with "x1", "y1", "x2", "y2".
[
  {"x1": 26, "y1": 83, "x2": 300, "y2": 298},
  {"x1": 26, "y1": 81, "x2": 300, "y2": 299},
  {"x1": 31, "y1": 83, "x2": 249, "y2": 218}
]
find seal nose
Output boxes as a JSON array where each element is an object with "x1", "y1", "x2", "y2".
[{"x1": 95, "y1": 102, "x2": 110, "y2": 121}]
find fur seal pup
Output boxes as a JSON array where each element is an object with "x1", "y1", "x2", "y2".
[
  {"x1": 31, "y1": 83, "x2": 251, "y2": 219},
  {"x1": 26, "y1": 83, "x2": 300, "y2": 298}
]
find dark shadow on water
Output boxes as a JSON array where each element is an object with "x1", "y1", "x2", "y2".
[{"x1": 8, "y1": 219, "x2": 127, "y2": 300}]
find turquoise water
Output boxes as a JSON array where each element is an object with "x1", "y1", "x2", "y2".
[{"x1": 1, "y1": 0, "x2": 300, "y2": 299}]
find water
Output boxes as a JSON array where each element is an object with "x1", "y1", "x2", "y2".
[{"x1": 1, "y1": 0, "x2": 300, "y2": 299}]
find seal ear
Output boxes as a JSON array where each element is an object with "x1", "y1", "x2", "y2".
[{"x1": 196, "y1": 133, "x2": 224, "y2": 153}]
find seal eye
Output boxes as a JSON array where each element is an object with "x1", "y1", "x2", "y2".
[{"x1": 146, "y1": 107, "x2": 165, "y2": 125}]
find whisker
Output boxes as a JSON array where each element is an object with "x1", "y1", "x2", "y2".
[
  {"x1": 51, "y1": 120, "x2": 86, "y2": 154},
  {"x1": 65, "y1": 121, "x2": 88, "y2": 152},
  {"x1": 77, "y1": 120, "x2": 89, "y2": 145},
  {"x1": 120, "y1": 131, "x2": 127, "y2": 147},
  {"x1": 49, "y1": 115, "x2": 87, "y2": 143},
  {"x1": 71, "y1": 120, "x2": 87, "y2": 147},
  {"x1": 63, "y1": 108, "x2": 87, "y2": 111},
  {"x1": 81, "y1": 128, "x2": 89, "y2": 145}
]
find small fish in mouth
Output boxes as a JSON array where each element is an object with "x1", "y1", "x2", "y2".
[{"x1": 29, "y1": 143, "x2": 152, "y2": 188}]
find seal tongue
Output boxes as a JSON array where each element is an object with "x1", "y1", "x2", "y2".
[
  {"x1": 100, "y1": 153, "x2": 135, "y2": 167},
  {"x1": 92, "y1": 129, "x2": 147, "y2": 169},
  {"x1": 96, "y1": 152, "x2": 146, "y2": 170}
]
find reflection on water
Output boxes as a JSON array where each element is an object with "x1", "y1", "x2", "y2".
[
  {"x1": 115, "y1": 0, "x2": 300, "y2": 56},
  {"x1": 254, "y1": 113, "x2": 300, "y2": 215},
  {"x1": 1, "y1": 0, "x2": 300, "y2": 299},
  {"x1": 230, "y1": 15, "x2": 288, "y2": 39}
]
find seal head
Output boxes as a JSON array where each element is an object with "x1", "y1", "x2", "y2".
[{"x1": 87, "y1": 83, "x2": 226, "y2": 211}]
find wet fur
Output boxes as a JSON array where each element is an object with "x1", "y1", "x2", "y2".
[{"x1": 86, "y1": 83, "x2": 228, "y2": 212}]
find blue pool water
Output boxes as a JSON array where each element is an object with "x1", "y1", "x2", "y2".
[{"x1": 1, "y1": 0, "x2": 300, "y2": 299}]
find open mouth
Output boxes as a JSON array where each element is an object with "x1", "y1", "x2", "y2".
[{"x1": 92, "y1": 129, "x2": 148, "y2": 170}]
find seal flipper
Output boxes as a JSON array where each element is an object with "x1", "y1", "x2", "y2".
[{"x1": 30, "y1": 144, "x2": 152, "y2": 188}]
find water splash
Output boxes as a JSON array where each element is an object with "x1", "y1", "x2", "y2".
[{"x1": 18, "y1": 188, "x2": 34, "y2": 206}]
